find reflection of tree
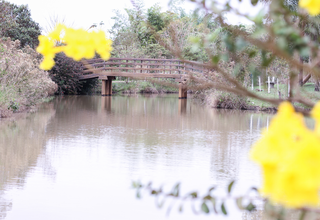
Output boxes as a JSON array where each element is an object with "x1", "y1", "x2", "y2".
[
  {"x1": 0, "y1": 193, "x2": 12, "y2": 220},
  {"x1": 0, "y1": 103, "x2": 56, "y2": 219},
  {"x1": 208, "y1": 111, "x2": 270, "y2": 184}
]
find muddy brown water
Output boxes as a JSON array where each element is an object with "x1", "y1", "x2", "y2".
[{"x1": 0, "y1": 94, "x2": 276, "y2": 220}]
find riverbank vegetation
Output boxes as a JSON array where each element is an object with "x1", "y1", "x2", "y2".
[
  {"x1": 0, "y1": 38, "x2": 57, "y2": 118},
  {"x1": 0, "y1": 1, "x2": 57, "y2": 118}
]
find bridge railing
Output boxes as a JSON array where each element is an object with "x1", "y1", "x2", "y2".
[{"x1": 82, "y1": 58, "x2": 208, "y2": 77}]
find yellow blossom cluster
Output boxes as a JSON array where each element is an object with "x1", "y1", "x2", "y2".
[
  {"x1": 250, "y1": 101, "x2": 320, "y2": 208},
  {"x1": 36, "y1": 24, "x2": 113, "y2": 70},
  {"x1": 299, "y1": 0, "x2": 320, "y2": 16}
]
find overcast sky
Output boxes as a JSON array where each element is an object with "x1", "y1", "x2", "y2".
[{"x1": 7, "y1": 0, "x2": 265, "y2": 34}]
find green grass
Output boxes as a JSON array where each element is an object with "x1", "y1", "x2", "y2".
[
  {"x1": 247, "y1": 83, "x2": 320, "y2": 109},
  {"x1": 112, "y1": 80, "x2": 178, "y2": 93}
]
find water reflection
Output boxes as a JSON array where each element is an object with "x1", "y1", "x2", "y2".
[
  {"x1": 0, "y1": 103, "x2": 56, "y2": 219},
  {"x1": 0, "y1": 95, "x2": 277, "y2": 220}
]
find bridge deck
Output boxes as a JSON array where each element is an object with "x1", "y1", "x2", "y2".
[{"x1": 78, "y1": 58, "x2": 207, "y2": 81}]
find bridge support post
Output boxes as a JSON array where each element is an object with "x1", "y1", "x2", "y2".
[
  {"x1": 101, "y1": 77, "x2": 114, "y2": 96},
  {"x1": 101, "y1": 80, "x2": 108, "y2": 96},
  {"x1": 178, "y1": 83, "x2": 187, "y2": 99}
]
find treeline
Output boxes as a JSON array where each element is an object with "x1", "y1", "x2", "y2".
[{"x1": 109, "y1": 0, "x2": 219, "y2": 61}]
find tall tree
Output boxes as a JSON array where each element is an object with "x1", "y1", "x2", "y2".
[{"x1": 0, "y1": 1, "x2": 41, "y2": 48}]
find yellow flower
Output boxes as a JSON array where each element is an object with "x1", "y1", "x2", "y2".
[
  {"x1": 40, "y1": 55, "x2": 55, "y2": 70},
  {"x1": 48, "y1": 23, "x2": 66, "y2": 41},
  {"x1": 250, "y1": 101, "x2": 320, "y2": 208},
  {"x1": 36, "y1": 24, "x2": 113, "y2": 70},
  {"x1": 299, "y1": 0, "x2": 320, "y2": 16},
  {"x1": 36, "y1": 35, "x2": 55, "y2": 56}
]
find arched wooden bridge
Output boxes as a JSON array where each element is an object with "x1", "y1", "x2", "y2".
[{"x1": 79, "y1": 58, "x2": 207, "y2": 99}]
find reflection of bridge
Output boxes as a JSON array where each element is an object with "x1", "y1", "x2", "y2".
[
  {"x1": 79, "y1": 58, "x2": 207, "y2": 99},
  {"x1": 101, "y1": 96, "x2": 187, "y2": 115}
]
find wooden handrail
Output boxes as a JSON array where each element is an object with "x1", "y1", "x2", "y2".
[{"x1": 79, "y1": 58, "x2": 209, "y2": 80}]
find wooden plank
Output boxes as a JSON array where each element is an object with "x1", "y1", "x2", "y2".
[
  {"x1": 85, "y1": 58, "x2": 183, "y2": 63},
  {"x1": 83, "y1": 67, "x2": 195, "y2": 74},
  {"x1": 89, "y1": 62, "x2": 186, "y2": 68},
  {"x1": 79, "y1": 74, "x2": 100, "y2": 80},
  {"x1": 98, "y1": 76, "x2": 108, "y2": 80},
  {"x1": 85, "y1": 58, "x2": 207, "y2": 68},
  {"x1": 84, "y1": 61, "x2": 207, "y2": 72},
  {"x1": 97, "y1": 72, "x2": 182, "y2": 78}
]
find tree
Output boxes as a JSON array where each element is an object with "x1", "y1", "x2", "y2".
[
  {"x1": 261, "y1": 0, "x2": 320, "y2": 89},
  {"x1": 0, "y1": 0, "x2": 16, "y2": 34},
  {"x1": 0, "y1": 1, "x2": 41, "y2": 49},
  {"x1": 109, "y1": 1, "x2": 220, "y2": 60}
]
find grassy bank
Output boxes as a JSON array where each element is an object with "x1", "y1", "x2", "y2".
[
  {"x1": 202, "y1": 83, "x2": 320, "y2": 112},
  {"x1": 103, "y1": 80, "x2": 179, "y2": 94}
]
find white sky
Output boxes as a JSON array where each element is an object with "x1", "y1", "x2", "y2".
[{"x1": 7, "y1": 0, "x2": 265, "y2": 34}]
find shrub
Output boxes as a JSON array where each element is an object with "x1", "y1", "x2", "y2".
[
  {"x1": 204, "y1": 89, "x2": 248, "y2": 110},
  {"x1": 0, "y1": 38, "x2": 57, "y2": 117},
  {"x1": 48, "y1": 53, "x2": 99, "y2": 95}
]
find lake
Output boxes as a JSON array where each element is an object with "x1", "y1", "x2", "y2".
[{"x1": 0, "y1": 94, "x2": 271, "y2": 220}]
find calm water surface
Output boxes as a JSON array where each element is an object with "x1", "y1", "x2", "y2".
[{"x1": 0, "y1": 94, "x2": 272, "y2": 220}]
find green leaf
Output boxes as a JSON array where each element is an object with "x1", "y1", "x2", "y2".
[
  {"x1": 190, "y1": 192, "x2": 198, "y2": 198},
  {"x1": 221, "y1": 202, "x2": 228, "y2": 215},
  {"x1": 248, "y1": 50, "x2": 257, "y2": 58},
  {"x1": 210, "y1": 198, "x2": 218, "y2": 214},
  {"x1": 252, "y1": 8, "x2": 264, "y2": 23},
  {"x1": 228, "y1": 181, "x2": 235, "y2": 194},
  {"x1": 252, "y1": 28, "x2": 267, "y2": 38},
  {"x1": 251, "y1": 0, "x2": 258, "y2": 6},
  {"x1": 179, "y1": 204, "x2": 183, "y2": 212},
  {"x1": 136, "y1": 190, "x2": 141, "y2": 199},
  {"x1": 206, "y1": 29, "x2": 220, "y2": 42},
  {"x1": 159, "y1": 201, "x2": 165, "y2": 208},
  {"x1": 172, "y1": 183, "x2": 180, "y2": 197},
  {"x1": 211, "y1": 55, "x2": 220, "y2": 64},
  {"x1": 189, "y1": 36, "x2": 201, "y2": 44},
  {"x1": 236, "y1": 197, "x2": 244, "y2": 210},
  {"x1": 235, "y1": 38, "x2": 247, "y2": 52},
  {"x1": 299, "y1": 47, "x2": 310, "y2": 58},
  {"x1": 246, "y1": 202, "x2": 256, "y2": 212},
  {"x1": 151, "y1": 190, "x2": 158, "y2": 195},
  {"x1": 201, "y1": 202, "x2": 210, "y2": 214},
  {"x1": 208, "y1": 186, "x2": 216, "y2": 193},
  {"x1": 277, "y1": 37, "x2": 287, "y2": 50}
]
